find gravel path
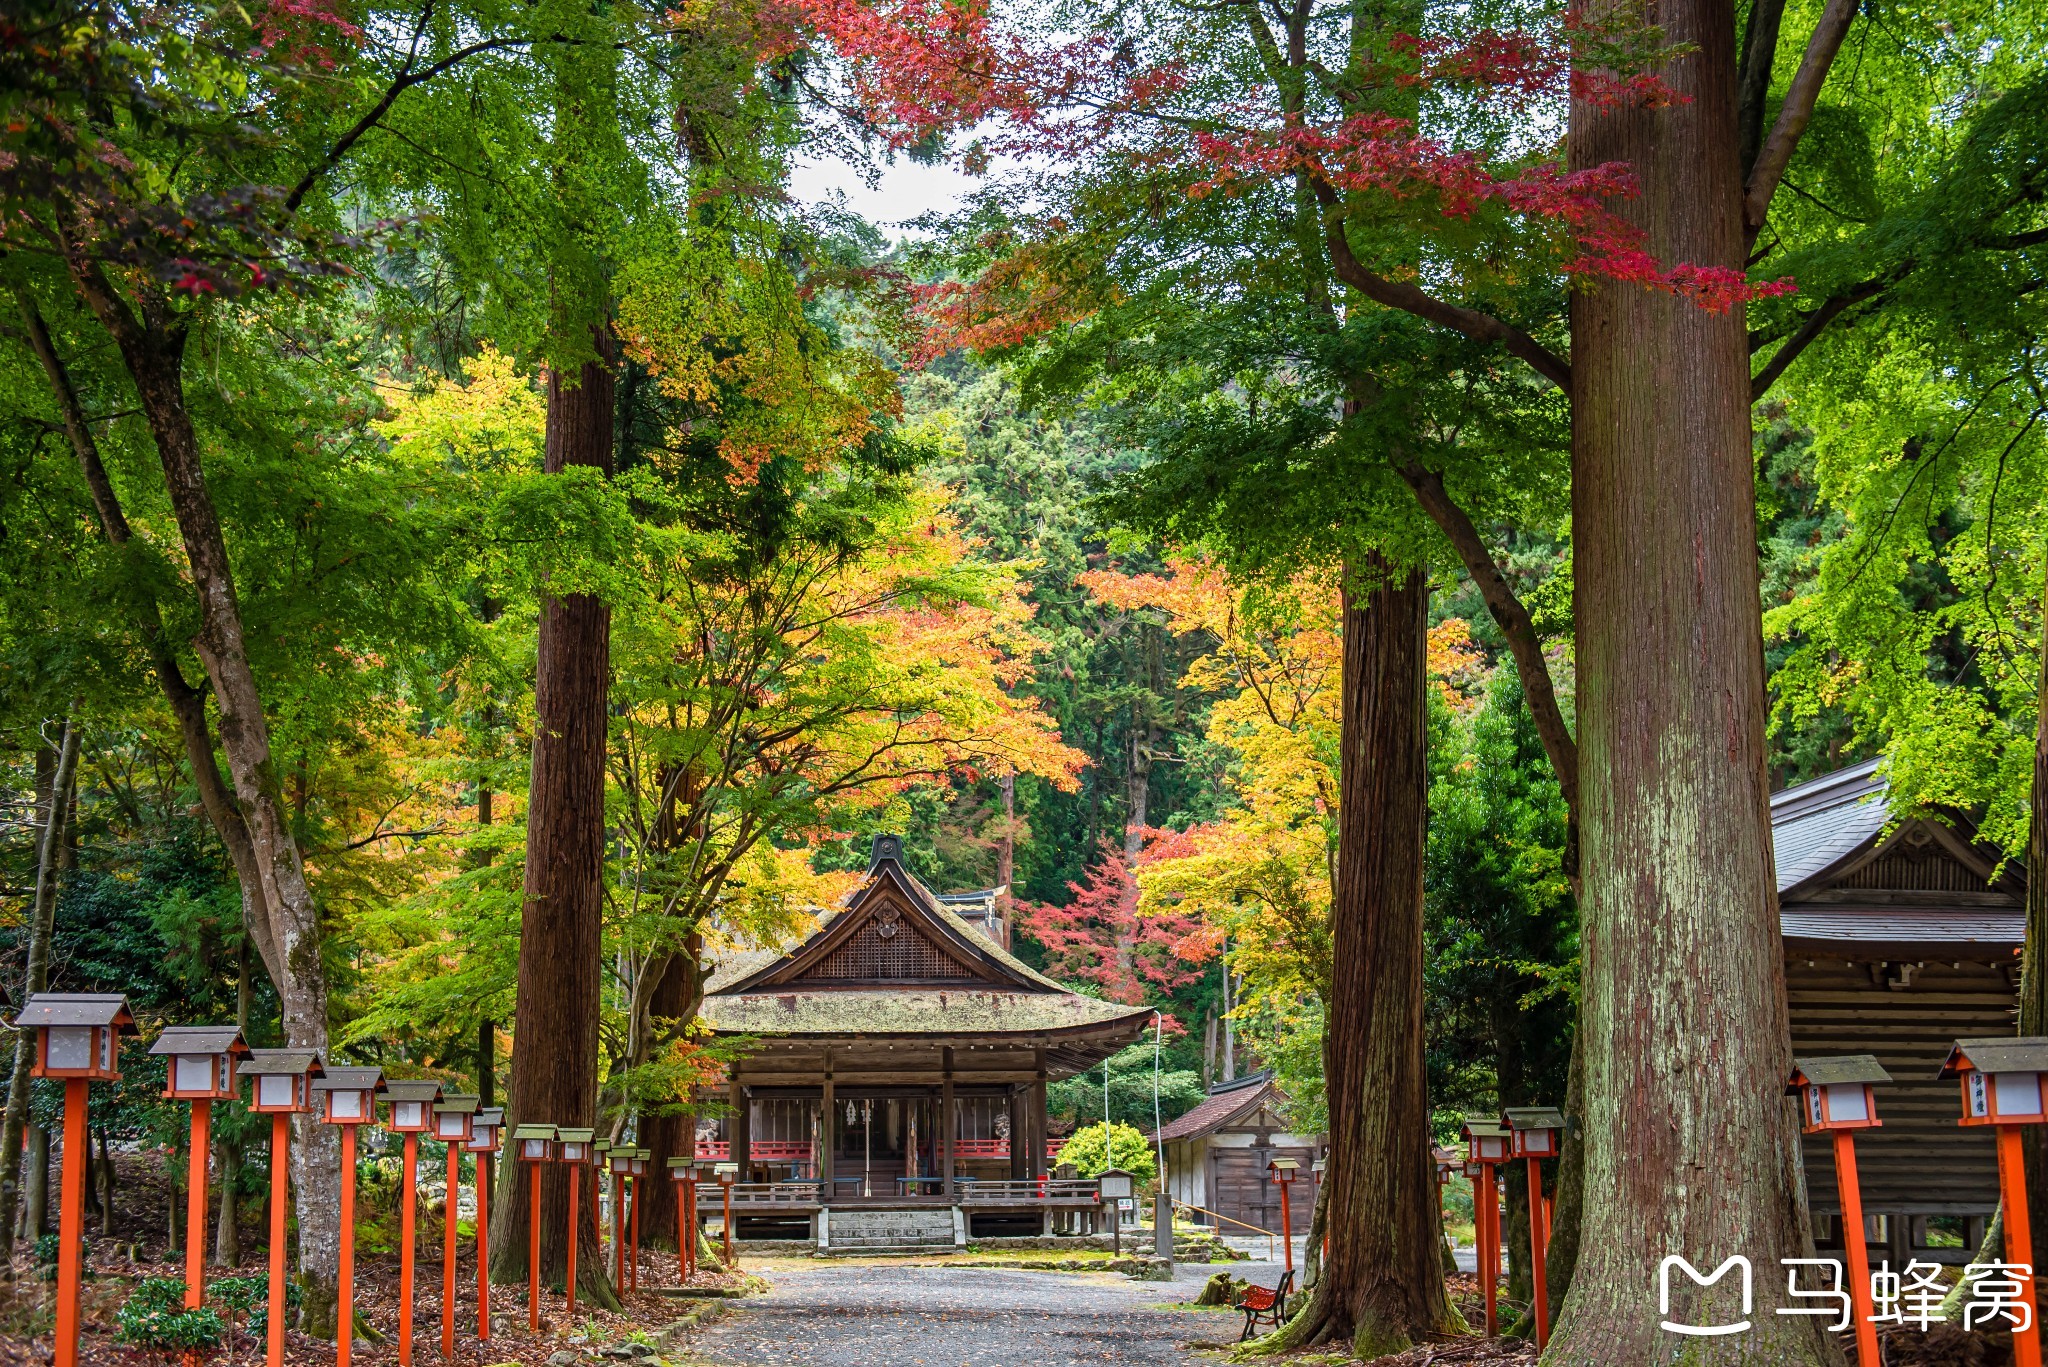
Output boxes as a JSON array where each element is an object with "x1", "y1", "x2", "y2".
[{"x1": 683, "y1": 1262, "x2": 1255, "y2": 1366}]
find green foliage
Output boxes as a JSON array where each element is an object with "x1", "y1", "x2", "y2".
[
  {"x1": 1057, "y1": 1121, "x2": 1158, "y2": 1189},
  {"x1": 116, "y1": 1279, "x2": 227, "y2": 1356},
  {"x1": 1048, "y1": 1043, "x2": 1205, "y2": 1132}
]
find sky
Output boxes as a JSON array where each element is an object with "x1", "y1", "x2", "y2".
[{"x1": 787, "y1": 151, "x2": 987, "y2": 236}]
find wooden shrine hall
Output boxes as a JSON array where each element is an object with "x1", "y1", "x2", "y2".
[
  {"x1": 1774, "y1": 760, "x2": 2024, "y2": 1265},
  {"x1": 695, "y1": 836, "x2": 1154, "y2": 1243}
]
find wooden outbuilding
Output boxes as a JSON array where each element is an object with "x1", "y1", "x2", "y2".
[
  {"x1": 1150, "y1": 1071, "x2": 1319, "y2": 1236},
  {"x1": 1774, "y1": 760, "x2": 2023, "y2": 1264}
]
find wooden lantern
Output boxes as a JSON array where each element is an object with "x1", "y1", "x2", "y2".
[
  {"x1": 668, "y1": 1157, "x2": 698, "y2": 1284},
  {"x1": 1944, "y1": 1038, "x2": 2048, "y2": 1367},
  {"x1": 1787, "y1": 1055, "x2": 1890, "y2": 1133},
  {"x1": 19, "y1": 993, "x2": 136, "y2": 1081},
  {"x1": 316, "y1": 1066, "x2": 385, "y2": 1126},
  {"x1": 608, "y1": 1146, "x2": 634, "y2": 1176},
  {"x1": 18, "y1": 994, "x2": 133, "y2": 1367},
  {"x1": 1268, "y1": 1159, "x2": 1300, "y2": 1273},
  {"x1": 469, "y1": 1107, "x2": 504, "y2": 1153},
  {"x1": 149, "y1": 1025, "x2": 250, "y2": 1100},
  {"x1": 383, "y1": 1078, "x2": 444, "y2": 1134},
  {"x1": 1432, "y1": 1144, "x2": 1458, "y2": 1185},
  {"x1": 513, "y1": 1123, "x2": 558, "y2": 1161},
  {"x1": 313, "y1": 1066, "x2": 380, "y2": 1367},
  {"x1": 1267, "y1": 1157, "x2": 1299, "y2": 1184},
  {"x1": 1461, "y1": 1118, "x2": 1510, "y2": 1164},
  {"x1": 1501, "y1": 1107, "x2": 1566, "y2": 1157},
  {"x1": 1942, "y1": 1037, "x2": 2048, "y2": 1126},
  {"x1": 245, "y1": 1049, "x2": 323, "y2": 1114},
  {"x1": 557, "y1": 1126, "x2": 596, "y2": 1164},
  {"x1": 433, "y1": 1094, "x2": 479, "y2": 1145}
]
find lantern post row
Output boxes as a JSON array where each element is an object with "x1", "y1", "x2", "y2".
[
  {"x1": 468, "y1": 1107, "x2": 505, "y2": 1343},
  {"x1": 1783, "y1": 1055, "x2": 1890, "y2": 1367},
  {"x1": 1499, "y1": 1108, "x2": 1564, "y2": 1351},
  {"x1": 313, "y1": 1067, "x2": 384, "y2": 1367},
  {"x1": 150, "y1": 1024, "x2": 253, "y2": 1333},
  {"x1": 557, "y1": 1128, "x2": 597, "y2": 1315},
  {"x1": 244, "y1": 1050, "x2": 324, "y2": 1367},
  {"x1": 715, "y1": 1162, "x2": 739, "y2": 1268},
  {"x1": 1943, "y1": 1036, "x2": 2048, "y2": 1367},
  {"x1": 15, "y1": 993, "x2": 138, "y2": 1367},
  {"x1": 1266, "y1": 1159, "x2": 1299, "y2": 1275},
  {"x1": 1460, "y1": 1119, "x2": 1510, "y2": 1337},
  {"x1": 382, "y1": 1079, "x2": 444, "y2": 1367},
  {"x1": 668, "y1": 1158, "x2": 697, "y2": 1283},
  {"x1": 432, "y1": 1096, "x2": 479, "y2": 1360},
  {"x1": 512, "y1": 1124, "x2": 559, "y2": 1331}
]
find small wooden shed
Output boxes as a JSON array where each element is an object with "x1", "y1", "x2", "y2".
[
  {"x1": 1774, "y1": 760, "x2": 2023, "y2": 1264},
  {"x1": 1150, "y1": 1071, "x2": 1320, "y2": 1237}
]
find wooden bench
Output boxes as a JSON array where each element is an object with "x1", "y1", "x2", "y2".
[{"x1": 1237, "y1": 1270, "x2": 1294, "y2": 1341}]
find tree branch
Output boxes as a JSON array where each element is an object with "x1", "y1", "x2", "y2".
[
  {"x1": 1317, "y1": 187, "x2": 1572, "y2": 392},
  {"x1": 1744, "y1": 0, "x2": 1859, "y2": 240},
  {"x1": 1396, "y1": 463, "x2": 1578, "y2": 822},
  {"x1": 1736, "y1": 0, "x2": 1790, "y2": 179},
  {"x1": 283, "y1": 35, "x2": 534, "y2": 212},
  {"x1": 1749, "y1": 272, "x2": 1892, "y2": 400}
]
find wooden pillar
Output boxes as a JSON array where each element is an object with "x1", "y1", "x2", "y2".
[
  {"x1": 820, "y1": 1058, "x2": 836, "y2": 1203},
  {"x1": 1006, "y1": 1086, "x2": 1025, "y2": 1180},
  {"x1": 1030, "y1": 1048, "x2": 1048, "y2": 1180},
  {"x1": 730, "y1": 1076, "x2": 751, "y2": 1180},
  {"x1": 941, "y1": 1047, "x2": 956, "y2": 1198}
]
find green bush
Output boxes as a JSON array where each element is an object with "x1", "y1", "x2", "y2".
[
  {"x1": 217, "y1": 1274, "x2": 302, "y2": 1335},
  {"x1": 116, "y1": 1278, "x2": 226, "y2": 1357},
  {"x1": 1056, "y1": 1122, "x2": 1157, "y2": 1188}
]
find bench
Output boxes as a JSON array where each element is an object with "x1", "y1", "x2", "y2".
[{"x1": 1237, "y1": 1270, "x2": 1294, "y2": 1341}]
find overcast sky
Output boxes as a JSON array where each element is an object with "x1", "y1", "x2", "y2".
[{"x1": 787, "y1": 151, "x2": 988, "y2": 236}]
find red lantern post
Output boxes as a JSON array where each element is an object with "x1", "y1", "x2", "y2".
[
  {"x1": 150, "y1": 1025, "x2": 251, "y2": 1333},
  {"x1": 511, "y1": 1125, "x2": 558, "y2": 1331},
  {"x1": 245, "y1": 1051, "x2": 324, "y2": 1367},
  {"x1": 716, "y1": 1162, "x2": 738, "y2": 1268},
  {"x1": 1266, "y1": 1160, "x2": 1299, "y2": 1275},
  {"x1": 468, "y1": 1108, "x2": 504, "y2": 1343},
  {"x1": 1461, "y1": 1119, "x2": 1510, "y2": 1336},
  {"x1": 17, "y1": 994, "x2": 136, "y2": 1367},
  {"x1": 382, "y1": 1079, "x2": 444, "y2": 1367},
  {"x1": 314, "y1": 1068, "x2": 384, "y2": 1367},
  {"x1": 629, "y1": 1151, "x2": 646, "y2": 1290},
  {"x1": 432, "y1": 1097, "x2": 479, "y2": 1358},
  {"x1": 1501, "y1": 1108, "x2": 1566, "y2": 1350},
  {"x1": 1943, "y1": 1038, "x2": 2048, "y2": 1367},
  {"x1": 1785, "y1": 1057, "x2": 1890, "y2": 1367},
  {"x1": 608, "y1": 1148, "x2": 630, "y2": 1289},
  {"x1": 668, "y1": 1159, "x2": 696, "y2": 1283},
  {"x1": 557, "y1": 1129, "x2": 596, "y2": 1314}
]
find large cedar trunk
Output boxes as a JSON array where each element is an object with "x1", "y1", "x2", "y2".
[
  {"x1": 1545, "y1": 0, "x2": 1828, "y2": 1355},
  {"x1": 489, "y1": 349, "x2": 619, "y2": 1309},
  {"x1": 1262, "y1": 559, "x2": 1456, "y2": 1355}
]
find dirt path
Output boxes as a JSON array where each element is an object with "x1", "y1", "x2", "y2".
[{"x1": 680, "y1": 1262, "x2": 1246, "y2": 1367}]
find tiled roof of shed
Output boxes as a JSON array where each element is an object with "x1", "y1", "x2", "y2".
[{"x1": 1150, "y1": 1072, "x2": 1275, "y2": 1143}]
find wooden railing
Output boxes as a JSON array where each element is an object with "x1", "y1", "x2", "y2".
[
  {"x1": 958, "y1": 1178, "x2": 1101, "y2": 1204},
  {"x1": 724, "y1": 1181, "x2": 823, "y2": 1207},
  {"x1": 697, "y1": 1138, "x2": 1072, "y2": 1161}
]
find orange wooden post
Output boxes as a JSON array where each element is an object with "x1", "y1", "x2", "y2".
[
  {"x1": 475, "y1": 1161, "x2": 490, "y2": 1341},
  {"x1": 339, "y1": 1125, "x2": 358, "y2": 1367},
  {"x1": 54, "y1": 1078, "x2": 88, "y2": 1367},
  {"x1": 1267, "y1": 1160, "x2": 1298, "y2": 1275},
  {"x1": 267, "y1": 1113, "x2": 290, "y2": 1367},
  {"x1": 2000, "y1": 1124, "x2": 2043, "y2": 1367},
  {"x1": 612, "y1": 1161, "x2": 625, "y2": 1289},
  {"x1": 443, "y1": 1143, "x2": 460, "y2": 1359},
  {"x1": 186, "y1": 1100, "x2": 211, "y2": 1308},
  {"x1": 400, "y1": 1132, "x2": 418, "y2": 1365},
  {"x1": 1479, "y1": 1163, "x2": 1499, "y2": 1335},
  {"x1": 720, "y1": 1171, "x2": 735, "y2": 1268},
  {"x1": 1833, "y1": 1130, "x2": 1881, "y2": 1367},
  {"x1": 1526, "y1": 1156, "x2": 1549, "y2": 1350},
  {"x1": 672, "y1": 1171, "x2": 690, "y2": 1284},
  {"x1": 566, "y1": 1162, "x2": 582, "y2": 1316},
  {"x1": 528, "y1": 1161, "x2": 542, "y2": 1330},
  {"x1": 629, "y1": 1171, "x2": 641, "y2": 1290}
]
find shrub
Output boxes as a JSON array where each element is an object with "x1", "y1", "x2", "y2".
[
  {"x1": 1056, "y1": 1122, "x2": 1157, "y2": 1188},
  {"x1": 116, "y1": 1278, "x2": 226, "y2": 1359}
]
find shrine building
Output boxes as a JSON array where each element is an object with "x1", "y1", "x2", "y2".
[{"x1": 695, "y1": 835, "x2": 1154, "y2": 1245}]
